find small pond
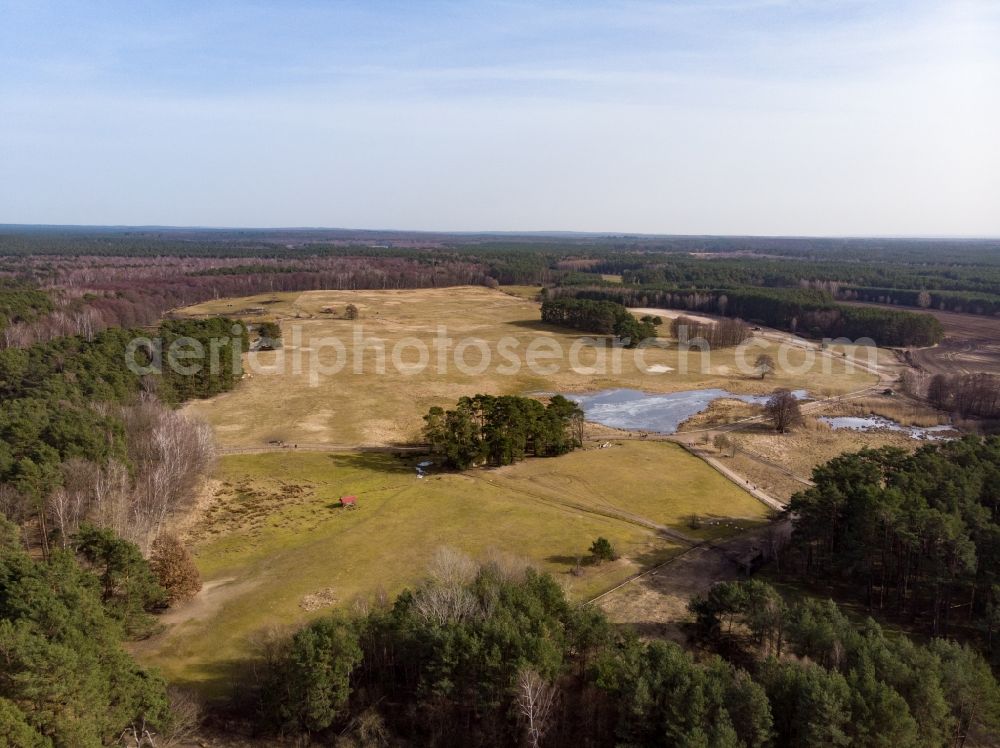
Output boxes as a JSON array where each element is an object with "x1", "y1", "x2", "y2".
[
  {"x1": 566, "y1": 388, "x2": 808, "y2": 435},
  {"x1": 819, "y1": 415, "x2": 956, "y2": 441}
]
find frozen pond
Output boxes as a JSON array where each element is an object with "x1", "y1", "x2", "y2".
[
  {"x1": 567, "y1": 388, "x2": 807, "y2": 434},
  {"x1": 820, "y1": 416, "x2": 956, "y2": 441}
]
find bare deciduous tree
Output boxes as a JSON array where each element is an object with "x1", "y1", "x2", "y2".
[
  {"x1": 413, "y1": 547, "x2": 483, "y2": 625},
  {"x1": 121, "y1": 399, "x2": 215, "y2": 550},
  {"x1": 755, "y1": 353, "x2": 776, "y2": 379},
  {"x1": 516, "y1": 669, "x2": 558, "y2": 748},
  {"x1": 42, "y1": 399, "x2": 216, "y2": 553},
  {"x1": 764, "y1": 389, "x2": 804, "y2": 433}
]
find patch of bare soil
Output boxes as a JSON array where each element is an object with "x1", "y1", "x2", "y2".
[
  {"x1": 299, "y1": 587, "x2": 338, "y2": 611},
  {"x1": 154, "y1": 577, "x2": 262, "y2": 628},
  {"x1": 844, "y1": 301, "x2": 1000, "y2": 377},
  {"x1": 597, "y1": 523, "x2": 788, "y2": 642}
]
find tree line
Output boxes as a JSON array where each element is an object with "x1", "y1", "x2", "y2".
[
  {"x1": 423, "y1": 394, "x2": 584, "y2": 469},
  {"x1": 236, "y1": 550, "x2": 1000, "y2": 746},
  {"x1": 540, "y1": 297, "x2": 657, "y2": 347},
  {"x1": 1, "y1": 254, "x2": 494, "y2": 351},
  {"x1": 927, "y1": 373, "x2": 1000, "y2": 419},
  {"x1": 554, "y1": 286, "x2": 944, "y2": 347}
]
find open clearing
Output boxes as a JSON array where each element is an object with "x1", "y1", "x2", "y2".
[
  {"x1": 138, "y1": 441, "x2": 768, "y2": 690},
  {"x1": 843, "y1": 300, "x2": 1000, "y2": 376},
  {"x1": 177, "y1": 287, "x2": 878, "y2": 448}
]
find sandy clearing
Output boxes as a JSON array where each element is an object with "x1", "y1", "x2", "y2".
[{"x1": 629, "y1": 307, "x2": 718, "y2": 325}]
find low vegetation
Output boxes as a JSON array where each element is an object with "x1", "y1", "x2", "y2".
[
  {"x1": 4, "y1": 230, "x2": 1000, "y2": 744},
  {"x1": 141, "y1": 443, "x2": 769, "y2": 686}
]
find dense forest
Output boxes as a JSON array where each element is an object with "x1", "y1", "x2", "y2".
[
  {"x1": 0, "y1": 318, "x2": 244, "y2": 551},
  {"x1": 0, "y1": 516, "x2": 190, "y2": 746},
  {"x1": 785, "y1": 438, "x2": 1000, "y2": 651},
  {"x1": 423, "y1": 394, "x2": 584, "y2": 469},
  {"x1": 4, "y1": 227, "x2": 1000, "y2": 318},
  {"x1": 0, "y1": 283, "x2": 53, "y2": 335},
  {"x1": 226, "y1": 551, "x2": 1000, "y2": 746}
]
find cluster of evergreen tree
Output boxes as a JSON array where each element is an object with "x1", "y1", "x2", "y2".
[
  {"x1": 248, "y1": 554, "x2": 1000, "y2": 746},
  {"x1": 0, "y1": 284, "x2": 52, "y2": 334},
  {"x1": 786, "y1": 437, "x2": 1000, "y2": 650},
  {"x1": 558, "y1": 286, "x2": 944, "y2": 347},
  {"x1": 0, "y1": 517, "x2": 176, "y2": 745},
  {"x1": 610, "y1": 253, "x2": 1000, "y2": 299},
  {"x1": 690, "y1": 579, "x2": 1000, "y2": 746},
  {"x1": 540, "y1": 298, "x2": 657, "y2": 347},
  {"x1": 423, "y1": 394, "x2": 583, "y2": 469},
  {"x1": 154, "y1": 318, "x2": 247, "y2": 403}
]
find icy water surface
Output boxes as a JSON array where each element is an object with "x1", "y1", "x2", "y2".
[
  {"x1": 567, "y1": 388, "x2": 807, "y2": 434},
  {"x1": 820, "y1": 416, "x2": 956, "y2": 441}
]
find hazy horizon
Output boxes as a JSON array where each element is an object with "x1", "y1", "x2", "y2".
[
  {"x1": 2, "y1": 0, "x2": 998, "y2": 235},
  {"x1": 3, "y1": 223, "x2": 1000, "y2": 241}
]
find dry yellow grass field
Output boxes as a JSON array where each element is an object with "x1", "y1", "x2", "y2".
[{"x1": 177, "y1": 286, "x2": 879, "y2": 448}]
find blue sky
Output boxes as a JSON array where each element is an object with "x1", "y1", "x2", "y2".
[{"x1": 1, "y1": 0, "x2": 998, "y2": 234}]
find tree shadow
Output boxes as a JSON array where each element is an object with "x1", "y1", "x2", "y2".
[
  {"x1": 545, "y1": 554, "x2": 589, "y2": 566},
  {"x1": 323, "y1": 452, "x2": 417, "y2": 475},
  {"x1": 504, "y1": 319, "x2": 599, "y2": 335}
]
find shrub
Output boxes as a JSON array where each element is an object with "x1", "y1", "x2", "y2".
[
  {"x1": 149, "y1": 534, "x2": 203, "y2": 604},
  {"x1": 590, "y1": 537, "x2": 617, "y2": 563}
]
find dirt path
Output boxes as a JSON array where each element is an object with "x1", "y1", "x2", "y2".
[{"x1": 672, "y1": 442, "x2": 787, "y2": 510}]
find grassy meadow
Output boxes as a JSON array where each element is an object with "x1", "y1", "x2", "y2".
[
  {"x1": 138, "y1": 441, "x2": 768, "y2": 690},
  {"x1": 177, "y1": 286, "x2": 879, "y2": 448}
]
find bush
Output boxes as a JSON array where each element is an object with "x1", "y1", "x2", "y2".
[
  {"x1": 149, "y1": 534, "x2": 203, "y2": 604},
  {"x1": 590, "y1": 537, "x2": 617, "y2": 563}
]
